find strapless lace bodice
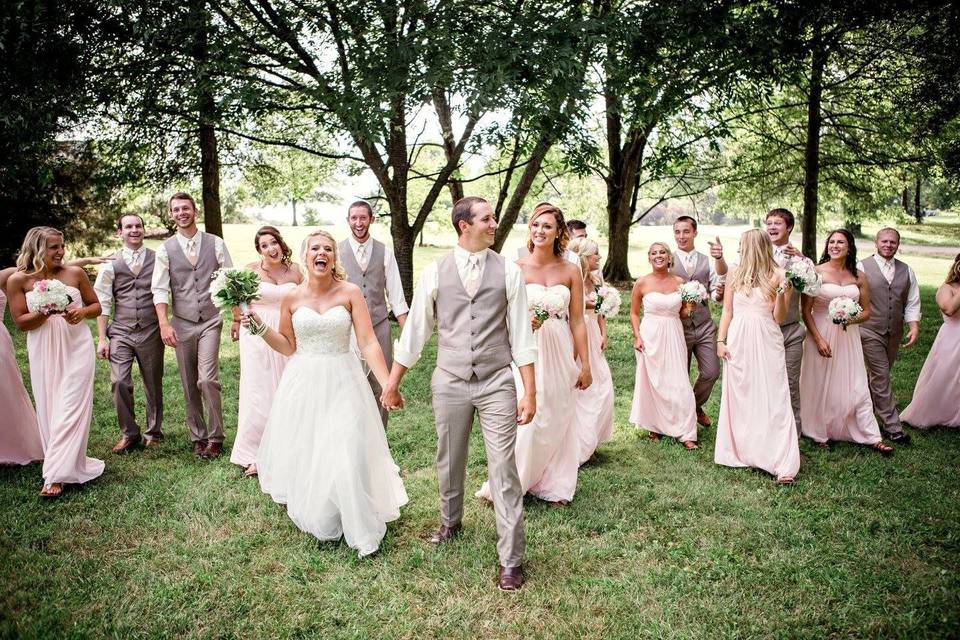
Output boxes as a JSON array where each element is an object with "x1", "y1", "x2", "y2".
[{"x1": 293, "y1": 305, "x2": 352, "y2": 356}]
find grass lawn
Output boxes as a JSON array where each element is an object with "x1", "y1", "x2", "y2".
[{"x1": 2, "y1": 224, "x2": 959, "y2": 638}]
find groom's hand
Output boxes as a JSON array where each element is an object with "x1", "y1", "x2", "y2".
[
  {"x1": 517, "y1": 393, "x2": 536, "y2": 425},
  {"x1": 381, "y1": 385, "x2": 403, "y2": 411}
]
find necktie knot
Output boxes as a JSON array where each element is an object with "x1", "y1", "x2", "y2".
[{"x1": 464, "y1": 254, "x2": 482, "y2": 297}]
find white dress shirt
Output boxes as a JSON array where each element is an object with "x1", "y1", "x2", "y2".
[
  {"x1": 151, "y1": 231, "x2": 232, "y2": 305},
  {"x1": 857, "y1": 254, "x2": 922, "y2": 323},
  {"x1": 347, "y1": 236, "x2": 409, "y2": 317},
  {"x1": 94, "y1": 246, "x2": 148, "y2": 317},
  {"x1": 394, "y1": 245, "x2": 537, "y2": 370},
  {"x1": 675, "y1": 248, "x2": 723, "y2": 302}
]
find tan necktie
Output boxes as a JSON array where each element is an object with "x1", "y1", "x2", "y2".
[
  {"x1": 130, "y1": 251, "x2": 142, "y2": 276},
  {"x1": 357, "y1": 243, "x2": 368, "y2": 271},
  {"x1": 686, "y1": 254, "x2": 696, "y2": 273},
  {"x1": 186, "y1": 239, "x2": 198, "y2": 266},
  {"x1": 881, "y1": 260, "x2": 894, "y2": 284},
  {"x1": 464, "y1": 254, "x2": 481, "y2": 298}
]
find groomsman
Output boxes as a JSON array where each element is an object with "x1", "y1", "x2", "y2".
[
  {"x1": 152, "y1": 192, "x2": 233, "y2": 459},
  {"x1": 338, "y1": 200, "x2": 408, "y2": 427},
  {"x1": 381, "y1": 196, "x2": 537, "y2": 592},
  {"x1": 764, "y1": 208, "x2": 805, "y2": 435},
  {"x1": 672, "y1": 215, "x2": 727, "y2": 426},
  {"x1": 94, "y1": 214, "x2": 165, "y2": 453},
  {"x1": 857, "y1": 228, "x2": 920, "y2": 444}
]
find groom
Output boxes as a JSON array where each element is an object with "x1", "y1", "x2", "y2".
[
  {"x1": 152, "y1": 192, "x2": 233, "y2": 459},
  {"x1": 381, "y1": 196, "x2": 537, "y2": 592}
]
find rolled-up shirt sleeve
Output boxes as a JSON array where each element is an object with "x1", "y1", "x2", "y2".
[
  {"x1": 393, "y1": 262, "x2": 439, "y2": 369},
  {"x1": 384, "y1": 247, "x2": 410, "y2": 317},
  {"x1": 94, "y1": 262, "x2": 116, "y2": 317},
  {"x1": 216, "y1": 237, "x2": 233, "y2": 268},
  {"x1": 504, "y1": 261, "x2": 537, "y2": 367},
  {"x1": 151, "y1": 244, "x2": 171, "y2": 305},
  {"x1": 905, "y1": 267, "x2": 922, "y2": 323}
]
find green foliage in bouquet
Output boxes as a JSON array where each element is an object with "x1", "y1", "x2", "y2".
[{"x1": 209, "y1": 268, "x2": 262, "y2": 314}]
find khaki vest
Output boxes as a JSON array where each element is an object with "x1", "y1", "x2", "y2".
[
  {"x1": 164, "y1": 232, "x2": 220, "y2": 323},
  {"x1": 435, "y1": 250, "x2": 512, "y2": 381},
  {"x1": 339, "y1": 239, "x2": 388, "y2": 326},
  {"x1": 671, "y1": 251, "x2": 712, "y2": 327},
  {"x1": 861, "y1": 256, "x2": 910, "y2": 337},
  {"x1": 109, "y1": 249, "x2": 158, "y2": 335}
]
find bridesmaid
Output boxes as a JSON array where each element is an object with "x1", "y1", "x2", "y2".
[
  {"x1": 7, "y1": 227, "x2": 105, "y2": 497},
  {"x1": 477, "y1": 202, "x2": 591, "y2": 507},
  {"x1": 568, "y1": 237, "x2": 614, "y2": 464},
  {"x1": 714, "y1": 230, "x2": 800, "y2": 483},
  {"x1": 230, "y1": 226, "x2": 303, "y2": 477},
  {"x1": 629, "y1": 242, "x2": 698, "y2": 449},
  {"x1": 799, "y1": 229, "x2": 893, "y2": 454},
  {"x1": 901, "y1": 254, "x2": 960, "y2": 428},
  {"x1": 0, "y1": 267, "x2": 43, "y2": 465}
]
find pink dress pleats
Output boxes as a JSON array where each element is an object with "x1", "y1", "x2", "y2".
[
  {"x1": 629, "y1": 291, "x2": 697, "y2": 442},
  {"x1": 477, "y1": 284, "x2": 580, "y2": 503},
  {"x1": 573, "y1": 300, "x2": 615, "y2": 464},
  {"x1": 231, "y1": 282, "x2": 296, "y2": 466},
  {"x1": 901, "y1": 313, "x2": 960, "y2": 428},
  {"x1": 799, "y1": 283, "x2": 882, "y2": 445},
  {"x1": 0, "y1": 290, "x2": 43, "y2": 465},
  {"x1": 27, "y1": 286, "x2": 104, "y2": 484},
  {"x1": 714, "y1": 289, "x2": 800, "y2": 480}
]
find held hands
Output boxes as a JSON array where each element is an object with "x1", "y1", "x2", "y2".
[
  {"x1": 97, "y1": 338, "x2": 110, "y2": 360},
  {"x1": 717, "y1": 342, "x2": 730, "y2": 360},
  {"x1": 708, "y1": 236, "x2": 724, "y2": 260},
  {"x1": 380, "y1": 385, "x2": 405, "y2": 412},
  {"x1": 517, "y1": 393, "x2": 536, "y2": 425}
]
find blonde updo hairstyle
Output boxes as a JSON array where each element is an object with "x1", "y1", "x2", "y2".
[
  {"x1": 526, "y1": 202, "x2": 569, "y2": 257},
  {"x1": 568, "y1": 237, "x2": 602, "y2": 285},
  {"x1": 16, "y1": 226, "x2": 64, "y2": 274},
  {"x1": 300, "y1": 230, "x2": 346, "y2": 281},
  {"x1": 647, "y1": 241, "x2": 674, "y2": 269}
]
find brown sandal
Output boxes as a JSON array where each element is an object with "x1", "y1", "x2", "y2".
[
  {"x1": 40, "y1": 483, "x2": 63, "y2": 498},
  {"x1": 648, "y1": 433, "x2": 660, "y2": 442},
  {"x1": 871, "y1": 442, "x2": 894, "y2": 457},
  {"x1": 681, "y1": 440, "x2": 699, "y2": 450},
  {"x1": 243, "y1": 464, "x2": 258, "y2": 477},
  {"x1": 777, "y1": 476, "x2": 795, "y2": 485}
]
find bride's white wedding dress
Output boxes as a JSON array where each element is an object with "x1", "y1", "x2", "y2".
[{"x1": 256, "y1": 305, "x2": 408, "y2": 557}]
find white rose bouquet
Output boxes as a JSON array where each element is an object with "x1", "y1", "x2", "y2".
[
  {"x1": 595, "y1": 284, "x2": 621, "y2": 317},
  {"x1": 209, "y1": 268, "x2": 262, "y2": 314},
  {"x1": 678, "y1": 281, "x2": 709, "y2": 305},
  {"x1": 784, "y1": 257, "x2": 821, "y2": 296},
  {"x1": 529, "y1": 287, "x2": 568, "y2": 329},
  {"x1": 25, "y1": 279, "x2": 73, "y2": 315},
  {"x1": 827, "y1": 296, "x2": 862, "y2": 331}
]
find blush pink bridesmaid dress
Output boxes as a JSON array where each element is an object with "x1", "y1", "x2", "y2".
[
  {"x1": 0, "y1": 289, "x2": 43, "y2": 465},
  {"x1": 799, "y1": 283, "x2": 882, "y2": 445},
  {"x1": 231, "y1": 282, "x2": 296, "y2": 468},
  {"x1": 27, "y1": 285, "x2": 104, "y2": 485},
  {"x1": 629, "y1": 291, "x2": 697, "y2": 444},
  {"x1": 714, "y1": 288, "x2": 800, "y2": 481},
  {"x1": 477, "y1": 283, "x2": 580, "y2": 504},
  {"x1": 573, "y1": 287, "x2": 614, "y2": 464},
  {"x1": 901, "y1": 311, "x2": 960, "y2": 428}
]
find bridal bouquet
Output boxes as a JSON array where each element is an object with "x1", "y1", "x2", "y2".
[
  {"x1": 595, "y1": 284, "x2": 622, "y2": 318},
  {"x1": 828, "y1": 296, "x2": 862, "y2": 331},
  {"x1": 209, "y1": 268, "x2": 262, "y2": 314},
  {"x1": 784, "y1": 257, "x2": 822, "y2": 295},
  {"x1": 25, "y1": 279, "x2": 73, "y2": 315},
  {"x1": 678, "y1": 280, "x2": 709, "y2": 305},
  {"x1": 529, "y1": 287, "x2": 568, "y2": 328}
]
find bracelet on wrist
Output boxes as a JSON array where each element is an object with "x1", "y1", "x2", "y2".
[{"x1": 718, "y1": 338, "x2": 727, "y2": 344}]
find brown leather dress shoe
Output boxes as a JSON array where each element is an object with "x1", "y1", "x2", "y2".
[
  {"x1": 112, "y1": 435, "x2": 142, "y2": 454},
  {"x1": 144, "y1": 437, "x2": 162, "y2": 448},
  {"x1": 428, "y1": 522, "x2": 462, "y2": 545},
  {"x1": 193, "y1": 440, "x2": 209, "y2": 457},
  {"x1": 696, "y1": 409, "x2": 712, "y2": 427},
  {"x1": 202, "y1": 441, "x2": 224, "y2": 459},
  {"x1": 498, "y1": 565, "x2": 524, "y2": 592}
]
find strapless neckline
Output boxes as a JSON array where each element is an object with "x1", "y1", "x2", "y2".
[{"x1": 294, "y1": 304, "x2": 348, "y2": 319}]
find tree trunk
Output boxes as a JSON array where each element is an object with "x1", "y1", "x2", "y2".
[
  {"x1": 389, "y1": 202, "x2": 417, "y2": 304},
  {"x1": 193, "y1": 0, "x2": 222, "y2": 237},
  {"x1": 801, "y1": 35, "x2": 826, "y2": 260},
  {"x1": 291, "y1": 198, "x2": 298, "y2": 226},
  {"x1": 914, "y1": 176, "x2": 923, "y2": 223},
  {"x1": 492, "y1": 133, "x2": 557, "y2": 252},
  {"x1": 901, "y1": 187, "x2": 911, "y2": 217}
]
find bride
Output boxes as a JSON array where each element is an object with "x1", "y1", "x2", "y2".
[{"x1": 242, "y1": 230, "x2": 408, "y2": 557}]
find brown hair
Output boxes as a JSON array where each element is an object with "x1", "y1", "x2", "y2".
[
  {"x1": 348, "y1": 200, "x2": 374, "y2": 218},
  {"x1": 674, "y1": 215, "x2": 698, "y2": 231},
  {"x1": 168, "y1": 192, "x2": 197, "y2": 210},
  {"x1": 766, "y1": 208, "x2": 795, "y2": 231},
  {"x1": 254, "y1": 225, "x2": 293, "y2": 266},
  {"x1": 526, "y1": 202, "x2": 569, "y2": 257},
  {"x1": 946, "y1": 253, "x2": 960, "y2": 285},
  {"x1": 117, "y1": 213, "x2": 145, "y2": 230},
  {"x1": 451, "y1": 196, "x2": 487, "y2": 235},
  {"x1": 16, "y1": 226, "x2": 63, "y2": 274}
]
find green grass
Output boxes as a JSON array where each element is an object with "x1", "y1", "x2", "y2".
[{"x1": 3, "y1": 225, "x2": 959, "y2": 638}]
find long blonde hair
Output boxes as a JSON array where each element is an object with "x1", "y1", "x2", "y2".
[
  {"x1": 568, "y1": 237, "x2": 602, "y2": 285},
  {"x1": 16, "y1": 226, "x2": 63, "y2": 274},
  {"x1": 300, "y1": 230, "x2": 346, "y2": 281},
  {"x1": 728, "y1": 229, "x2": 777, "y2": 298}
]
